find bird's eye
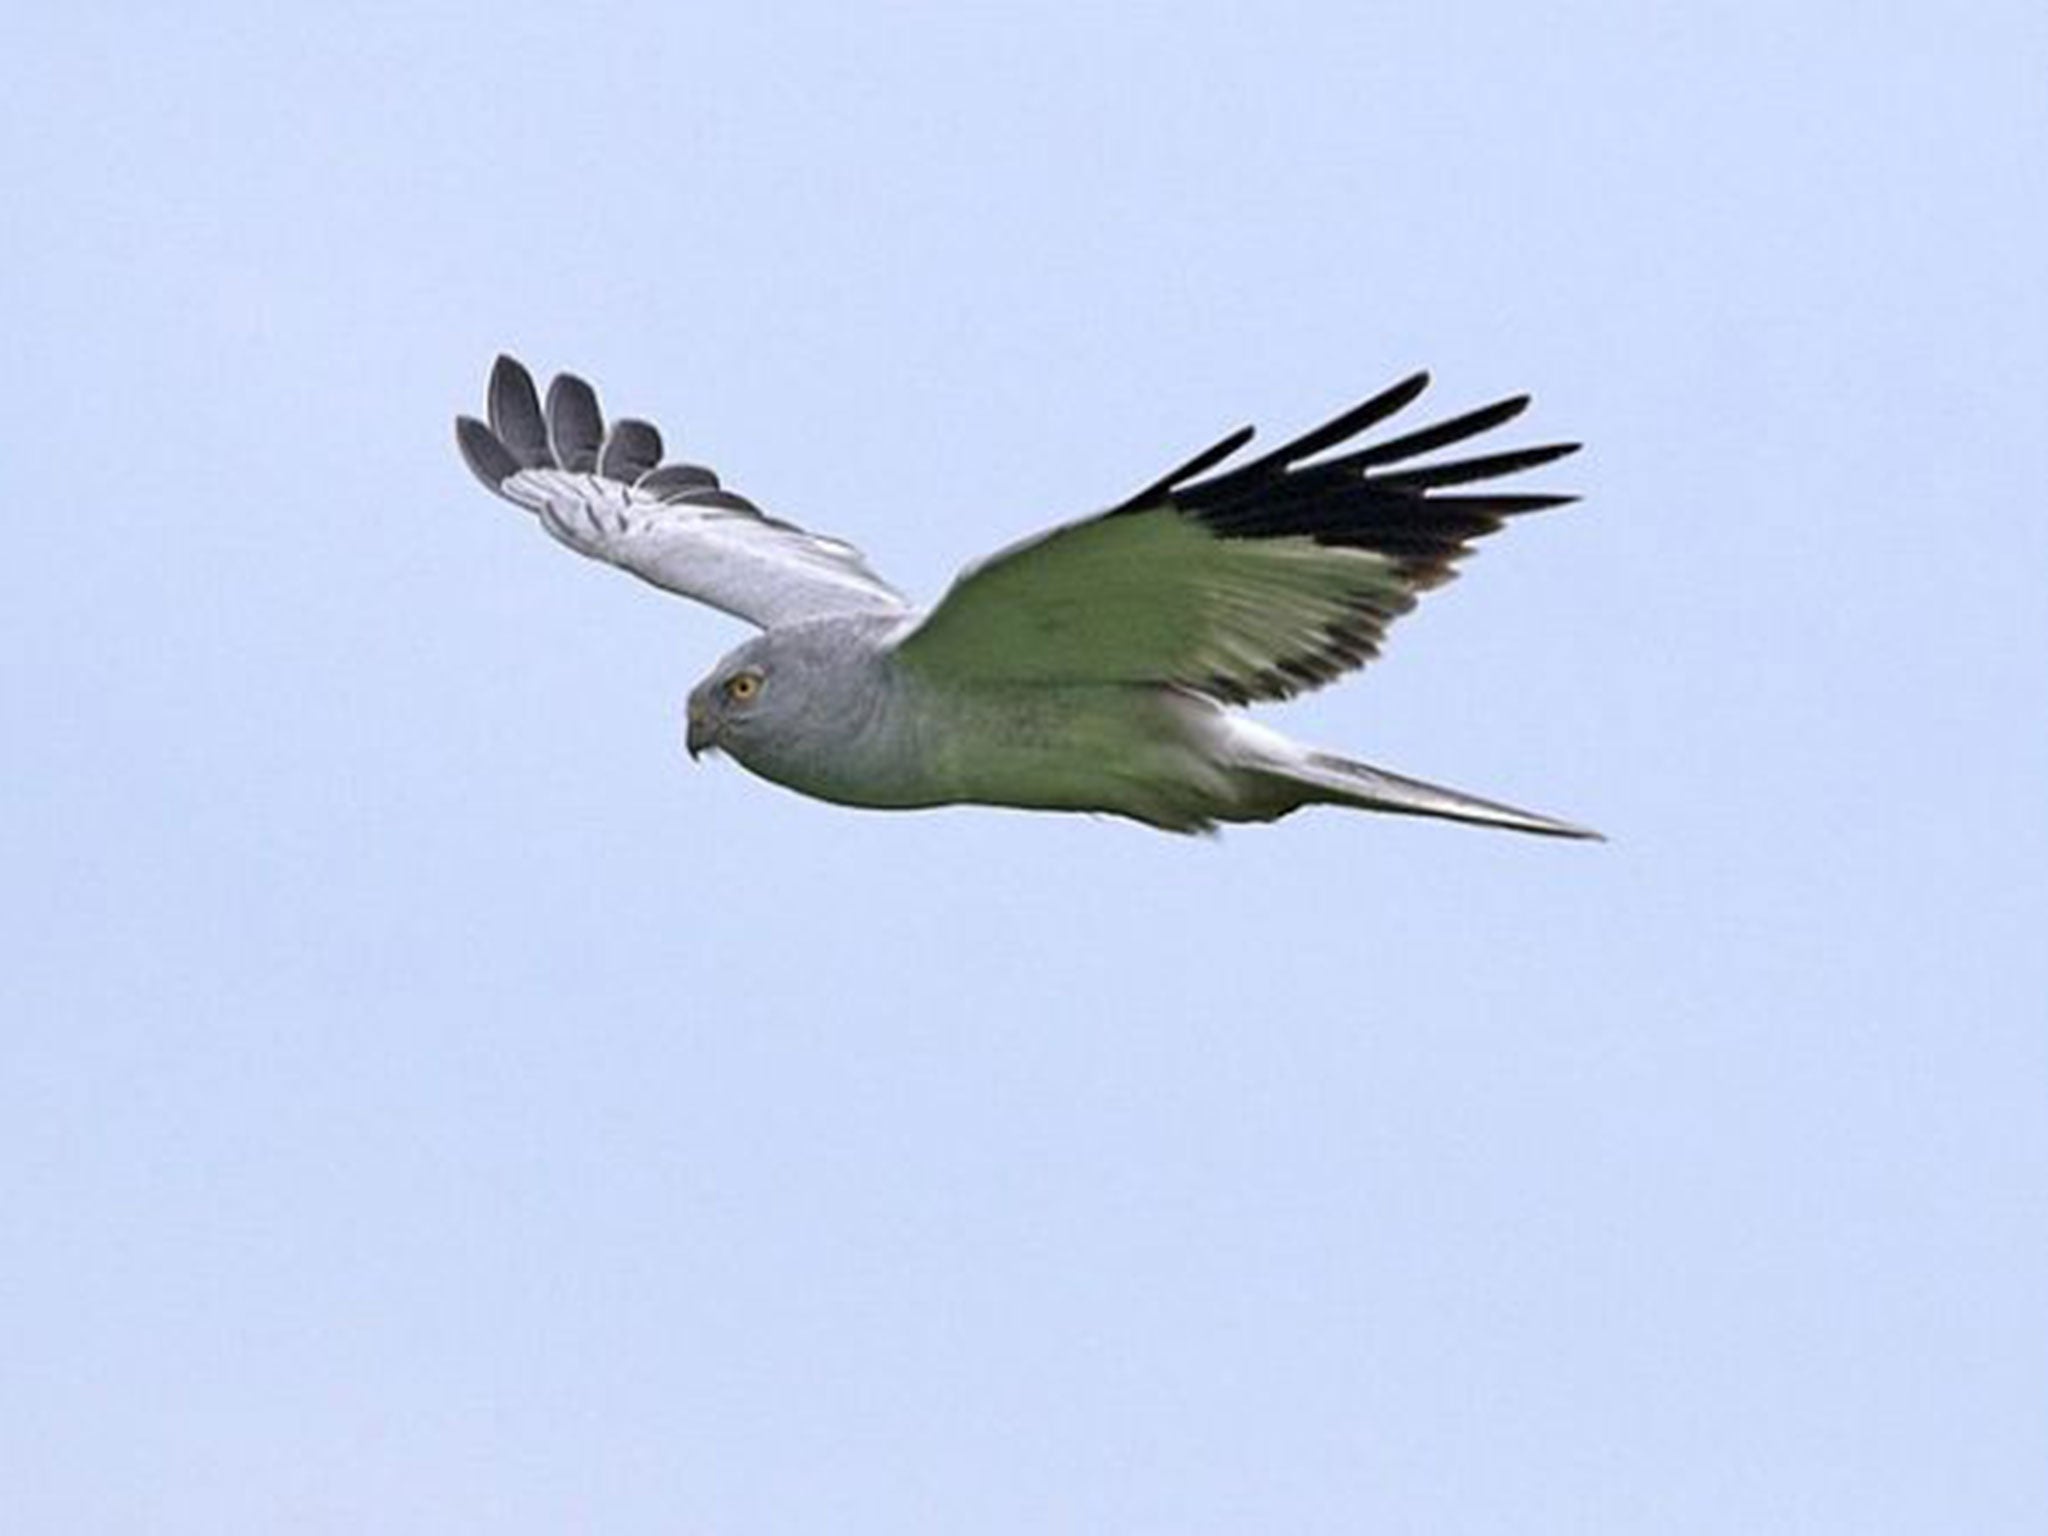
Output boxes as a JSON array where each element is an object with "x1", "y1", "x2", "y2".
[{"x1": 724, "y1": 671, "x2": 763, "y2": 703}]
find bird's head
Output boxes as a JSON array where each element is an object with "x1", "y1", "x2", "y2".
[
  {"x1": 683, "y1": 618, "x2": 905, "y2": 800},
  {"x1": 685, "y1": 636, "x2": 780, "y2": 762}
]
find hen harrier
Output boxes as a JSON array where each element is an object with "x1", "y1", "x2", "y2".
[{"x1": 457, "y1": 356, "x2": 1596, "y2": 838}]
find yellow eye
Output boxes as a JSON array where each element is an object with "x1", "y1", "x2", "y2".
[{"x1": 724, "y1": 671, "x2": 762, "y2": 703}]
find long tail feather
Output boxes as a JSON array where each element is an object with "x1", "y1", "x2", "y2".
[{"x1": 1296, "y1": 750, "x2": 1602, "y2": 838}]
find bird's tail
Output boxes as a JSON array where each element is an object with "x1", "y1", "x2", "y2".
[
  {"x1": 1215, "y1": 715, "x2": 1599, "y2": 838},
  {"x1": 1281, "y1": 748, "x2": 1601, "y2": 839}
]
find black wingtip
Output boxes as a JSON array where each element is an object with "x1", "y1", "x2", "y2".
[
  {"x1": 600, "y1": 418, "x2": 665, "y2": 482},
  {"x1": 1388, "y1": 369, "x2": 1433, "y2": 404},
  {"x1": 488, "y1": 354, "x2": 534, "y2": 408},
  {"x1": 487, "y1": 355, "x2": 554, "y2": 470},
  {"x1": 1370, "y1": 438, "x2": 1584, "y2": 493},
  {"x1": 1232, "y1": 371, "x2": 1434, "y2": 479},
  {"x1": 636, "y1": 462, "x2": 722, "y2": 499},
  {"x1": 545, "y1": 372, "x2": 605, "y2": 472},
  {"x1": 1425, "y1": 491, "x2": 1581, "y2": 515},
  {"x1": 1108, "y1": 422, "x2": 1258, "y2": 514},
  {"x1": 455, "y1": 414, "x2": 520, "y2": 490},
  {"x1": 1331, "y1": 393, "x2": 1537, "y2": 473}
]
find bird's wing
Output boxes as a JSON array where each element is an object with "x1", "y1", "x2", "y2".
[
  {"x1": 891, "y1": 374, "x2": 1578, "y2": 703},
  {"x1": 456, "y1": 356, "x2": 909, "y2": 630}
]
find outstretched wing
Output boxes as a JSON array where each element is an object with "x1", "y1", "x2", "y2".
[
  {"x1": 892, "y1": 374, "x2": 1578, "y2": 703},
  {"x1": 456, "y1": 356, "x2": 908, "y2": 630}
]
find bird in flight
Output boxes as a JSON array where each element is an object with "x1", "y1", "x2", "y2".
[{"x1": 457, "y1": 356, "x2": 1597, "y2": 838}]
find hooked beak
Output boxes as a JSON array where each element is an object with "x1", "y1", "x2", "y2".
[{"x1": 686, "y1": 702, "x2": 718, "y2": 761}]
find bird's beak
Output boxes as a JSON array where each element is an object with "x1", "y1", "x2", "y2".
[{"x1": 685, "y1": 703, "x2": 717, "y2": 762}]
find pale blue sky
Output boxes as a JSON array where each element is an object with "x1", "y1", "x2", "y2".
[{"x1": 3, "y1": 3, "x2": 2044, "y2": 1531}]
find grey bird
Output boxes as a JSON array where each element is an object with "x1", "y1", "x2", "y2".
[{"x1": 456, "y1": 356, "x2": 1598, "y2": 838}]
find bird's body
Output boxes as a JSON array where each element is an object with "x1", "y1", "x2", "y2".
[
  {"x1": 682, "y1": 617, "x2": 1228, "y2": 826},
  {"x1": 458, "y1": 356, "x2": 1598, "y2": 839},
  {"x1": 914, "y1": 680, "x2": 1240, "y2": 832}
]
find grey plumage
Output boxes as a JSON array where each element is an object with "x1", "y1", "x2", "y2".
[
  {"x1": 543, "y1": 374, "x2": 603, "y2": 471},
  {"x1": 456, "y1": 354, "x2": 1599, "y2": 838},
  {"x1": 597, "y1": 418, "x2": 663, "y2": 483}
]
